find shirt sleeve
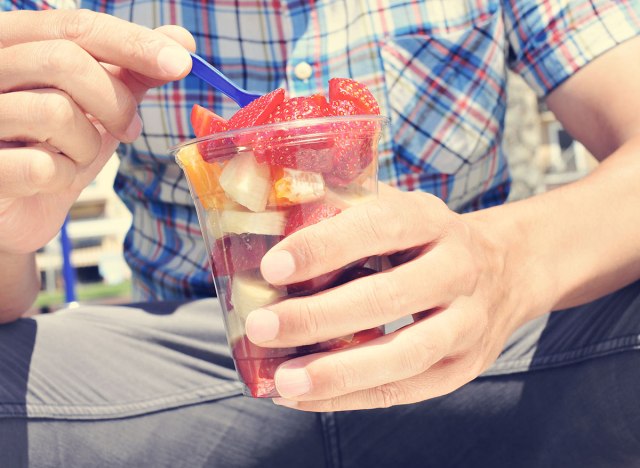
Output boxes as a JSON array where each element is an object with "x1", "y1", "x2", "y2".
[{"x1": 504, "y1": 0, "x2": 640, "y2": 97}]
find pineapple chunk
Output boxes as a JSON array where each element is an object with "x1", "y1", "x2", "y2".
[
  {"x1": 219, "y1": 152, "x2": 271, "y2": 212},
  {"x1": 208, "y1": 208, "x2": 287, "y2": 239},
  {"x1": 231, "y1": 270, "x2": 286, "y2": 320}
]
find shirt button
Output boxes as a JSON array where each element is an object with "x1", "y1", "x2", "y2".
[{"x1": 294, "y1": 61, "x2": 313, "y2": 81}]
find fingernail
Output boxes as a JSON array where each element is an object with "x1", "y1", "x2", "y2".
[
  {"x1": 125, "y1": 114, "x2": 143, "y2": 141},
  {"x1": 157, "y1": 46, "x2": 191, "y2": 76},
  {"x1": 273, "y1": 398, "x2": 298, "y2": 409},
  {"x1": 275, "y1": 367, "x2": 311, "y2": 398},
  {"x1": 261, "y1": 250, "x2": 296, "y2": 283},
  {"x1": 246, "y1": 309, "x2": 279, "y2": 343}
]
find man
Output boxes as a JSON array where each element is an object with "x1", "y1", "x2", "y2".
[{"x1": 0, "y1": 1, "x2": 639, "y2": 466}]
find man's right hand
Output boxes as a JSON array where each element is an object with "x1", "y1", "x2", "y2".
[{"x1": 0, "y1": 9, "x2": 195, "y2": 255}]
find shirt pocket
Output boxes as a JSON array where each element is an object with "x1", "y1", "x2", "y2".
[{"x1": 379, "y1": 7, "x2": 505, "y2": 175}]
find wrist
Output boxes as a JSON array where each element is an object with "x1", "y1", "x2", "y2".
[
  {"x1": 464, "y1": 205, "x2": 557, "y2": 328},
  {"x1": 0, "y1": 250, "x2": 40, "y2": 322}
]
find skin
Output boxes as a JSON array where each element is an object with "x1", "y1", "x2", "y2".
[
  {"x1": 243, "y1": 36, "x2": 640, "y2": 411},
  {"x1": 1, "y1": 10, "x2": 639, "y2": 412},
  {"x1": 0, "y1": 10, "x2": 196, "y2": 321}
]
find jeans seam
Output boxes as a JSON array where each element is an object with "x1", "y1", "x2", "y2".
[
  {"x1": 483, "y1": 334, "x2": 640, "y2": 376},
  {"x1": 319, "y1": 412, "x2": 342, "y2": 468},
  {"x1": 0, "y1": 382, "x2": 244, "y2": 420}
]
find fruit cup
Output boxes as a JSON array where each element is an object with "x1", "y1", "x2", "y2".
[{"x1": 173, "y1": 114, "x2": 388, "y2": 398}]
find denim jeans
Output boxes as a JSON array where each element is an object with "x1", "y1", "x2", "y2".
[{"x1": 0, "y1": 281, "x2": 639, "y2": 468}]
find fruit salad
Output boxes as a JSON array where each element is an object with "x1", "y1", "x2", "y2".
[{"x1": 174, "y1": 78, "x2": 387, "y2": 398}]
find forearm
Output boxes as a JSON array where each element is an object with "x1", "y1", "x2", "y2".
[
  {"x1": 0, "y1": 251, "x2": 40, "y2": 322},
  {"x1": 473, "y1": 136, "x2": 640, "y2": 320}
]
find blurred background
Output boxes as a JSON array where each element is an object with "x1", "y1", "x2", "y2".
[
  {"x1": 29, "y1": 155, "x2": 132, "y2": 315},
  {"x1": 30, "y1": 72, "x2": 597, "y2": 314}
]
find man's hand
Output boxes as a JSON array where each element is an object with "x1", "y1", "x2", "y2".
[
  {"x1": 243, "y1": 184, "x2": 548, "y2": 411},
  {"x1": 0, "y1": 9, "x2": 195, "y2": 254}
]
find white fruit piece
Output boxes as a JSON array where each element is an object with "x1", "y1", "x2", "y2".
[
  {"x1": 224, "y1": 310, "x2": 246, "y2": 345},
  {"x1": 208, "y1": 208, "x2": 287, "y2": 239},
  {"x1": 219, "y1": 151, "x2": 271, "y2": 212},
  {"x1": 231, "y1": 270, "x2": 286, "y2": 320},
  {"x1": 273, "y1": 168, "x2": 325, "y2": 204}
]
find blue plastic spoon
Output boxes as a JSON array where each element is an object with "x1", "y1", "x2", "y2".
[{"x1": 189, "y1": 53, "x2": 262, "y2": 107}]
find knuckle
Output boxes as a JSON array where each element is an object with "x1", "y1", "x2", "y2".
[
  {"x1": 41, "y1": 40, "x2": 85, "y2": 76},
  {"x1": 330, "y1": 358, "x2": 359, "y2": 394},
  {"x1": 358, "y1": 202, "x2": 396, "y2": 243},
  {"x1": 25, "y1": 156, "x2": 56, "y2": 189},
  {"x1": 292, "y1": 228, "x2": 330, "y2": 271},
  {"x1": 61, "y1": 9, "x2": 98, "y2": 41},
  {"x1": 39, "y1": 91, "x2": 75, "y2": 129},
  {"x1": 364, "y1": 276, "x2": 404, "y2": 321},
  {"x1": 409, "y1": 190, "x2": 447, "y2": 211},
  {"x1": 399, "y1": 336, "x2": 440, "y2": 375},
  {"x1": 120, "y1": 28, "x2": 163, "y2": 64},
  {"x1": 292, "y1": 300, "x2": 326, "y2": 338},
  {"x1": 373, "y1": 383, "x2": 405, "y2": 408}
]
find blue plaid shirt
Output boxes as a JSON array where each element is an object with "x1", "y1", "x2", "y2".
[{"x1": 4, "y1": 0, "x2": 640, "y2": 300}]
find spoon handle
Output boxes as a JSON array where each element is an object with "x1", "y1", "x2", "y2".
[{"x1": 189, "y1": 53, "x2": 262, "y2": 107}]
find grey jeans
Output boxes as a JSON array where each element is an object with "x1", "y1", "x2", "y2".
[{"x1": 1, "y1": 281, "x2": 639, "y2": 468}]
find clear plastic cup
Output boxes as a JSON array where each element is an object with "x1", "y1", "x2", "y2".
[{"x1": 172, "y1": 115, "x2": 388, "y2": 397}]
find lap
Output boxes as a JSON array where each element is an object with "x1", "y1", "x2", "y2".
[{"x1": 0, "y1": 281, "x2": 639, "y2": 467}]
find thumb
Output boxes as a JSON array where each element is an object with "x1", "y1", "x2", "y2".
[{"x1": 108, "y1": 25, "x2": 196, "y2": 102}]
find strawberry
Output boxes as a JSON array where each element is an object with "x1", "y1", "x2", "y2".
[
  {"x1": 284, "y1": 201, "x2": 341, "y2": 237},
  {"x1": 228, "y1": 88, "x2": 286, "y2": 129},
  {"x1": 190, "y1": 104, "x2": 230, "y2": 158},
  {"x1": 330, "y1": 99, "x2": 362, "y2": 117},
  {"x1": 232, "y1": 336, "x2": 294, "y2": 398},
  {"x1": 210, "y1": 233, "x2": 269, "y2": 277},
  {"x1": 254, "y1": 95, "x2": 334, "y2": 172},
  {"x1": 323, "y1": 99, "x2": 379, "y2": 186},
  {"x1": 328, "y1": 78, "x2": 380, "y2": 115},
  {"x1": 191, "y1": 104, "x2": 229, "y2": 137},
  {"x1": 267, "y1": 95, "x2": 331, "y2": 123}
]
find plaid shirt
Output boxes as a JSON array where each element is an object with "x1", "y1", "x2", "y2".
[{"x1": 4, "y1": 0, "x2": 640, "y2": 300}]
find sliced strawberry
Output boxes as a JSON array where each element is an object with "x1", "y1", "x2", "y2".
[
  {"x1": 329, "y1": 78, "x2": 380, "y2": 115},
  {"x1": 266, "y1": 95, "x2": 331, "y2": 123},
  {"x1": 228, "y1": 88, "x2": 286, "y2": 129},
  {"x1": 253, "y1": 95, "x2": 334, "y2": 172},
  {"x1": 284, "y1": 201, "x2": 341, "y2": 237},
  {"x1": 330, "y1": 99, "x2": 362, "y2": 117},
  {"x1": 325, "y1": 137, "x2": 373, "y2": 186},
  {"x1": 190, "y1": 104, "x2": 230, "y2": 158},
  {"x1": 324, "y1": 98, "x2": 379, "y2": 186},
  {"x1": 210, "y1": 234, "x2": 269, "y2": 277},
  {"x1": 232, "y1": 336, "x2": 295, "y2": 398},
  {"x1": 191, "y1": 104, "x2": 229, "y2": 137}
]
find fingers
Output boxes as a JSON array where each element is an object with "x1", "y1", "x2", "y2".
[
  {"x1": 261, "y1": 190, "x2": 451, "y2": 285},
  {"x1": 274, "y1": 354, "x2": 480, "y2": 412},
  {"x1": 0, "y1": 10, "x2": 192, "y2": 80},
  {"x1": 272, "y1": 306, "x2": 479, "y2": 402},
  {"x1": 0, "y1": 41, "x2": 141, "y2": 142},
  {"x1": 0, "y1": 89, "x2": 102, "y2": 166},
  {"x1": 247, "y1": 235, "x2": 478, "y2": 347},
  {"x1": 0, "y1": 146, "x2": 76, "y2": 198}
]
